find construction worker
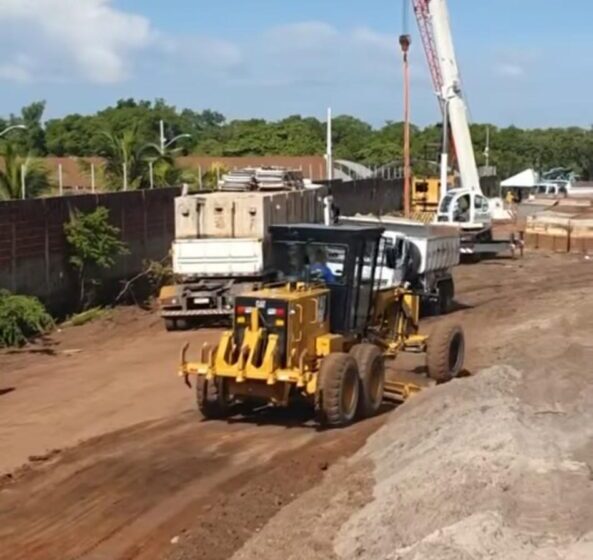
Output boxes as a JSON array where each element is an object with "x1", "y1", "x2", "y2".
[{"x1": 310, "y1": 248, "x2": 336, "y2": 283}]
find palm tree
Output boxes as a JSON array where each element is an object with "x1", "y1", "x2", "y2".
[
  {"x1": 141, "y1": 142, "x2": 196, "y2": 188},
  {"x1": 0, "y1": 142, "x2": 49, "y2": 200},
  {"x1": 97, "y1": 125, "x2": 147, "y2": 191}
]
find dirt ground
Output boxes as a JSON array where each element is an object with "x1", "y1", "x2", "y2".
[{"x1": 1, "y1": 251, "x2": 592, "y2": 560}]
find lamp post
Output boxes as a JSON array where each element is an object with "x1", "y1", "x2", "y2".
[
  {"x1": 147, "y1": 121, "x2": 191, "y2": 188},
  {"x1": 158, "y1": 119, "x2": 190, "y2": 155},
  {"x1": 0, "y1": 124, "x2": 27, "y2": 138}
]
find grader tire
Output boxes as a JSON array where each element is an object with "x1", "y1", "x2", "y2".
[
  {"x1": 426, "y1": 323, "x2": 465, "y2": 382},
  {"x1": 196, "y1": 376, "x2": 230, "y2": 419},
  {"x1": 319, "y1": 353, "x2": 360, "y2": 427},
  {"x1": 349, "y1": 344, "x2": 385, "y2": 418}
]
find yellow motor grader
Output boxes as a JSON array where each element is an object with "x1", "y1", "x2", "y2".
[{"x1": 179, "y1": 224, "x2": 464, "y2": 427}]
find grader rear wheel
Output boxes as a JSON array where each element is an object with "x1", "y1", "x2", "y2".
[
  {"x1": 196, "y1": 376, "x2": 230, "y2": 419},
  {"x1": 426, "y1": 323, "x2": 465, "y2": 382},
  {"x1": 319, "y1": 353, "x2": 360, "y2": 427},
  {"x1": 349, "y1": 344, "x2": 385, "y2": 418}
]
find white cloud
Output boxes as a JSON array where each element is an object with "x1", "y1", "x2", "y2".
[
  {"x1": 0, "y1": 0, "x2": 152, "y2": 84},
  {"x1": 265, "y1": 21, "x2": 339, "y2": 51},
  {"x1": 353, "y1": 27, "x2": 394, "y2": 54},
  {"x1": 161, "y1": 35, "x2": 243, "y2": 72},
  {"x1": 497, "y1": 63, "x2": 525, "y2": 78},
  {"x1": 0, "y1": 54, "x2": 34, "y2": 83}
]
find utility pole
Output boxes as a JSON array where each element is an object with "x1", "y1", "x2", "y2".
[
  {"x1": 326, "y1": 107, "x2": 333, "y2": 181},
  {"x1": 149, "y1": 160, "x2": 154, "y2": 189},
  {"x1": 484, "y1": 125, "x2": 490, "y2": 168},
  {"x1": 399, "y1": 31, "x2": 412, "y2": 217}
]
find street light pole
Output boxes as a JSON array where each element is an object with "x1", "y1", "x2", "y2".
[
  {"x1": 164, "y1": 134, "x2": 191, "y2": 151},
  {"x1": 159, "y1": 119, "x2": 165, "y2": 154},
  {"x1": 21, "y1": 163, "x2": 26, "y2": 200},
  {"x1": 158, "y1": 120, "x2": 190, "y2": 155},
  {"x1": 0, "y1": 124, "x2": 27, "y2": 138}
]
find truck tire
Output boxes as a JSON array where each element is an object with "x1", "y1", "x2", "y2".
[
  {"x1": 164, "y1": 318, "x2": 190, "y2": 331},
  {"x1": 319, "y1": 353, "x2": 360, "y2": 427},
  {"x1": 349, "y1": 344, "x2": 385, "y2": 418},
  {"x1": 426, "y1": 323, "x2": 465, "y2": 382},
  {"x1": 437, "y1": 279, "x2": 455, "y2": 315},
  {"x1": 196, "y1": 376, "x2": 230, "y2": 419}
]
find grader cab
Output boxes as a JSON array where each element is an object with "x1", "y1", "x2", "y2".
[{"x1": 180, "y1": 224, "x2": 464, "y2": 427}]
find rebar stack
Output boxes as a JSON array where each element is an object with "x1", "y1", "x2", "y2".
[{"x1": 219, "y1": 167, "x2": 304, "y2": 192}]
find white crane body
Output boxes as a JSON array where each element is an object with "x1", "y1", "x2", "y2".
[{"x1": 414, "y1": 0, "x2": 493, "y2": 232}]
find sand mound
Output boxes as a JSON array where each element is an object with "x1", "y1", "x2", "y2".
[
  {"x1": 233, "y1": 363, "x2": 593, "y2": 560},
  {"x1": 335, "y1": 365, "x2": 593, "y2": 559}
]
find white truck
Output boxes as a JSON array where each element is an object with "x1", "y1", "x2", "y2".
[
  {"x1": 158, "y1": 182, "x2": 330, "y2": 330},
  {"x1": 341, "y1": 215, "x2": 460, "y2": 314}
]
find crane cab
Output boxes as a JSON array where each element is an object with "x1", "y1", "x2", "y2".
[{"x1": 436, "y1": 188, "x2": 492, "y2": 230}]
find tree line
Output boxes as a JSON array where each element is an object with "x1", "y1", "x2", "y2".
[{"x1": 1, "y1": 98, "x2": 593, "y2": 199}]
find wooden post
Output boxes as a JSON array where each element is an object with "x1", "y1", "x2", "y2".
[{"x1": 58, "y1": 163, "x2": 64, "y2": 195}]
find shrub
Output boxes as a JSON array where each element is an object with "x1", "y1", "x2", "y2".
[
  {"x1": 0, "y1": 290, "x2": 54, "y2": 347},
  {"x1": 64, "y1": 206, "x2": 128, "y2": 309}
]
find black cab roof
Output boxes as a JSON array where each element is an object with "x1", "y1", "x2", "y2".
[{"x1": 269, "y1": 223, "x2": 385, "y2": 243}]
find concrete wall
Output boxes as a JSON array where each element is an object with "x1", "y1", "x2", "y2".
[
  {"x1": 0, "y1": 178, "x2": 402, "y2": 313},
  {"x1": 0, "y1": 188, "x2": 179, "y2": 312},
  {"x1": 329, "y1": 178, "x2": 403, "y2": 216}
]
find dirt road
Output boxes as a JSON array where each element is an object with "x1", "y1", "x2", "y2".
[{"x1": 0, "y1": 252, "x2": 592, "y2": 560}]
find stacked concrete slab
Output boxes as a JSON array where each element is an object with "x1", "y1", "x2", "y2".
[{"x1": 525, "y1": 201, "x2": 593, "y2": 253}]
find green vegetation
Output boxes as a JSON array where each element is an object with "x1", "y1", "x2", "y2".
[
  {"x1": 2, "y1": 98, "x2": 593, "y2": 183},
  {"x1": 0, "y1": 142, "x2": 50, "y2": 200},
  {"x1": 0, "y1": 290, "x2": 53, "y2": 347},
  {"x1": 64, "y1": 207, "x2": 129, "y2": 309},
  {"x1": 65, "y1": 307, "x2": 109, "y2": 327}
]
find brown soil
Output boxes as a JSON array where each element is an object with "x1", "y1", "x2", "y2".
[
  {"x1": 233, "y1": 251, "x2": 593, "y2": 560},
  {"x1": 0, "y1": 251, "x2": 592, "y2": 560}
]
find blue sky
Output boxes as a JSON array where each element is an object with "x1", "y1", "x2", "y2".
[{"x1": 0, "y1": 0, "x2": 591, "y2": 127}]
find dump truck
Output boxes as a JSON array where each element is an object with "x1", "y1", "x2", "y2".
[
  {"x1": 179, "y1": 224, "x2": 465, "y2": 427},
  {"x1": 341, "y1": 215, "x2": 460, "y2": 314},
  {"x1": 158, "y1": 177, "x2": 331, "y2": 330}
]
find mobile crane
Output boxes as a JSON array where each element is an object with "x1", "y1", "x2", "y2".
[{"x1": 413, "y1": 0, "x2": 514, "y2": 250}]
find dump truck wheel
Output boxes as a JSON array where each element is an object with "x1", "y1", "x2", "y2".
[
  {"x1": 196, "y1": 376, "x2": 230, "y2": 419},
  {"x1": 349, "y1": 344, "x2": 385, "y2": 418},
  {"x1": 319, "y1": 353, "x2": 360, "y2": 427},
  {"x1": 438, "y1": 280, "x2": 455, "y2": 315},
  {"x1": 427, "y1": 323, "x2": 465, "y2": 382},
  {"x1": 164, "y1": 319, "x2": 177, "y2": 332}
]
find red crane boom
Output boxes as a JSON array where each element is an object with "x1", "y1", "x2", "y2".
[{"x1": 412, "y1": 0, "x2": 443, "y2": 111}]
